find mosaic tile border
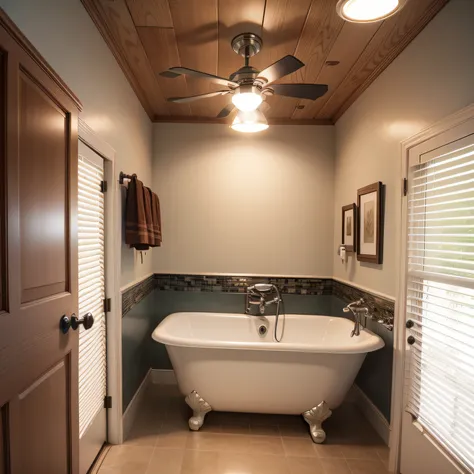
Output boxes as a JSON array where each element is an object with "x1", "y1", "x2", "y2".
[
  {"x1": 122, "y1": 273, "x2": 394, "y2": 322},
  {"x1": 153, "y1": 274, "x2": 333, "y2": 296},
  {"x1": 122, "y1": 274, "x2": 156, "y2": 316}
]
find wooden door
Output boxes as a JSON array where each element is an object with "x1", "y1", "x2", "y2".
[{"x1": 0, "y1": 11, "x2": 82, "y2": 474}]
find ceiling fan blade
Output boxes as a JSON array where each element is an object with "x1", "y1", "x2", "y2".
[
  {"x1": 161, "y1": 67, "x2": 238, "y2": 88},
  {"x1": 257, "y1": 55, "x2": 304, "y2": 85},
  {"x1": 216, "y1": 103, "x2": 235, "y2": 118},
  {"x1": 269, "y1": 84, "x2": 328, "y2": 100},
  {"x1": 168, "y1": 90, "x2": 231, "y2": 103}
]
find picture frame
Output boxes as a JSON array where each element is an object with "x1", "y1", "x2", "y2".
[
  {"x1": 341, "y1": 204, "x2": 357, "y2": 252},
  {"x1": 357, "y1": 182, "x2": 383, "y2": 264}
]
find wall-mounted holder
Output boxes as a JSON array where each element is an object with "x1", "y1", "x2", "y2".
[{"x1": 338, "y1": 245, "x2": 347, "y2": 263}]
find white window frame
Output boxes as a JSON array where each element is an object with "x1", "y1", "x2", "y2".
[
  {"x1": 391, "y1": 103, "x2": 474, "y2": 473},
  {"x1": 78, "y1": 118, "x2": 123, "y2": 444}
]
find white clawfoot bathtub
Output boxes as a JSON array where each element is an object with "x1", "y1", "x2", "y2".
[{"x1": 152, "y1": 312, "x2": 384, "y2": 442}]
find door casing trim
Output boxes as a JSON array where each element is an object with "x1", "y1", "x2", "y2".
[{"x1": 78, "y1": 117, "x2": 123, "y2": 445}]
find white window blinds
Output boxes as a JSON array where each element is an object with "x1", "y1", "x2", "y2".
[
  {"x1": 405, "y1": 137, "x2": 474, "y2": 471},
  {"x1": 78, "y1": 153, "x2": 106, "y2": 439}
]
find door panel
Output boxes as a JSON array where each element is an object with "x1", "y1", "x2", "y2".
[
  {"x1": 0, "y1": 407, "x2": 6, "y2": 474},
  {"x1": 0, "y1": 10, "x2": 81, "y2": 474},
  {"x1": 19, "y1": 72, "x2": 69, "y2": 303},
  {"x1": 12, "y1": 360, "x2": 71, "y2": 473}
]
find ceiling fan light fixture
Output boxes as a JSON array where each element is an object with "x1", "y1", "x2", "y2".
[
  {"x1": 231, "y1": 85, "x2": 263, "y2": 112},
  {"x1": 336, "y1": 0, "x2": 402, "y2": 23},
  {"x1": 231, "y1": 109, "x2": 269, "y2": 133}
]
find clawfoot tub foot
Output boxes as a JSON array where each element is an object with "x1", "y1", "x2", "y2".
[
  {"x1": 185, "y1": 391, "x2": 212, "y2": 431},
  {"x1": 302, "y1": 401, "x2": 332, "y2": 444}
]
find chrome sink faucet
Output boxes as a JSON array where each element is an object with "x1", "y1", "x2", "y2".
[
  {"x1": 343, "y1": 298, "x2": 369, "y2": 337},
  {"x1": 245, "y1": 283, "x2": 282, "y2": 315}
]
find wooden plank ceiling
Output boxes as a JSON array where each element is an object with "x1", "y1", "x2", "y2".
[{"x1": 82, "y1": 0, "x2": 448, "y2": 124}]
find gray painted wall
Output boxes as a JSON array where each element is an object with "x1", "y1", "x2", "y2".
[
  {"x1": 122, "y1": 292, "x2": 157, "y2": 411},
  {"x1": 123, "y1": 290, "x2": 393, "y2": 420}
]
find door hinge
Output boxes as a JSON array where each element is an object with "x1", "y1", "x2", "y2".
[
  {"x1": 101, "y1": 180, "x2": 108, "y2": 193},
  {"x1": 104, "y1": 396, "x2": 112, "y2": 409},
  {"x1": 403, "y1": 177, "x2": 408, "y2": 196},
  {"x1": 104, "y1": 297, "x2": 112, "y2": 313}
]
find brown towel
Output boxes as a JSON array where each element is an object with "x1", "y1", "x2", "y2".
[
  {"x1": 150, "y1": 191, "x2": 162, "y2": 247},
  {"x1": 143, "y1": 186, "x2": 154, "y2": 246},
  {"x1": 125, "y1": 177, "x2": 150, "y2": 250}
]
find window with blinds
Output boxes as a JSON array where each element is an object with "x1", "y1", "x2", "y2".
[
  {"x1": 78, "y1": 153, "x2": 107, "y2": 439},
  {"x1": 405, "y1": 137, "x2": 474, "y2": 471}
]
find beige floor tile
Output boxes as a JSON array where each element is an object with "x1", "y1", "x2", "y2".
[
  {"x1": 250, "y1": 424, "x2": 281, "y2": 436},
  {"x1": 277, "y1": 415, "x2": 306, "y2": 426},
  {"x1": 247, "y1": 435, "x2": 285, "y2": 455},
  {"x1": 125, "y1": 420, "x2": 161, "y2": 447},
  {"x1": 286, "y1": 456, "x2": 325, "y2": 474},
  {"x1": 282, "y1": 438, "x2": 319, "y2": 457},
  {"x1": 249, "y1": 453, "x2": 292, "y2": 474},
  {"x1": 279, "y1": 423, "x2": 309, "y2": 438},
  {"x1": 181, "y1": 450, "x2": 219, "y2": 474},
  {"x1": 319, "y1": 458, "x2": 351, "y2": 474},
  {"x1": 218, "y1": 411, "x2": 252, "y2": 424},
  {"x1": 199, "y1": 423, "x2": 224, "y2": 434},
  {"x1": 346, "y1": 459, "x2": 390, "y2": 474},
  {"x1": 220, "y1": 423, "x2": 251, "y2": 435},
  {"x1": 217, "y1": 452, "x2": 254, "y2": 474},
  {"x1": 155, "y1": 430, "x2": 189, "y2": 449},
  {"x1": 100, "y1": 446, "x2": 154, "y2": 474},
  {"x1": 312, "y1": 444, "x2": 345, "y2": 459},
  {"x1": 100, "y1": 389, "x2": 390, "y2": 474},
  {"x1": 248, "y1": 413, "x2": 286, "y2": 425},
  {"x1": 217, "y1": 452, "x2": 292, "y2": 474},
  {"x1": 145, "y1": 448, "x2": 184, "y2": 474},
  {"x1": 186, "y1": 432, "x2": 251, "y2": 453},
  {"x1": 376, "y1": 446, "x2": 390, "y2": 468},
  {"x1": 340, "y1": 444, "x2": 381, "y2": 461}
]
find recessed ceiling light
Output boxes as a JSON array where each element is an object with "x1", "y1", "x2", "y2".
[
  {"x1": 231, "y1": 109, "x2": 269, "y2": 133},
  {"x1": 336, "y1": 0, "x2": 405, "y2": 23}
]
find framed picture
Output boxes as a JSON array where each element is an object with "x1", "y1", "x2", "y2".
[
  {"x1": 342, "y1": 204, "x2": 357, "y2": 252},
  {"x1": 357, "y1": 182, "x2": 383, "y2": 264}
]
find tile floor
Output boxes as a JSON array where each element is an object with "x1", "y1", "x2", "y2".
[{"x1": 96, "y1": 384, "x2": 390, "y2": 474}]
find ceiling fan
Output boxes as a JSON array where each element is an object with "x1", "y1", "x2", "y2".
[{"x1": 160, "y1": 33, "x2": 328, "y2": 130}]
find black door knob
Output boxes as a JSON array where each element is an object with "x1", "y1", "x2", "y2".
[
  {"x1": 407, "y1": 335, "x2": 416, "y2": 345},
  {"x1": 59, "y1": 315, "x2": 71, "y2": 334},
  {"x1": 71, "y1": 312, "x2": 94, "y2": 330},
  {"x1": 406, "y1": 320, "x2": 414, "y2": 328}
]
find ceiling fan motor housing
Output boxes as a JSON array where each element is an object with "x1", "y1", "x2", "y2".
[
  {"x1": 231, "y1": 33, "x2": 263, "y2": 58},
  {"x1": 229, "y1": 65, "x2": 260, "y2": 85}
]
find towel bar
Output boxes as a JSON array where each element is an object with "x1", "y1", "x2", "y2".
[{"x1": 119, "y1": 171, "x2": 137, "y2": 184}]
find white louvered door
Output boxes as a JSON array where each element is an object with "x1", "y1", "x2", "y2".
[
  {"x1": 78, "y1": 141, "x2": 107, "y2": 474},
  {"x1": 400, "y1": 117, "x2": 474, "y2": 474}
]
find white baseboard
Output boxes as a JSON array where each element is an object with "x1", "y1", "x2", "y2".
[
  {"x1": 350, "y1": 384, "x2": 391, "y2": 446},
  {"x1": 122, "y1": 369, "x2": 152, "y2": 440},
  {"x1": 151, "y1": 369, "x2": 177, "y2": 385}
]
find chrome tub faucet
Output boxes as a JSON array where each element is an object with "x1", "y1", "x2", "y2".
[
  {"x1": 245, "y1": 283, "x2": 282, "y2": 315},
  {"x1": 343, "y1": 298, "x2": 369, "y2": 337}
]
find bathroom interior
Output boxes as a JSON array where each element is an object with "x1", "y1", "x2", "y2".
[{"x1": 0, "y1": 0, "x2": 473, "y2": 473}]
